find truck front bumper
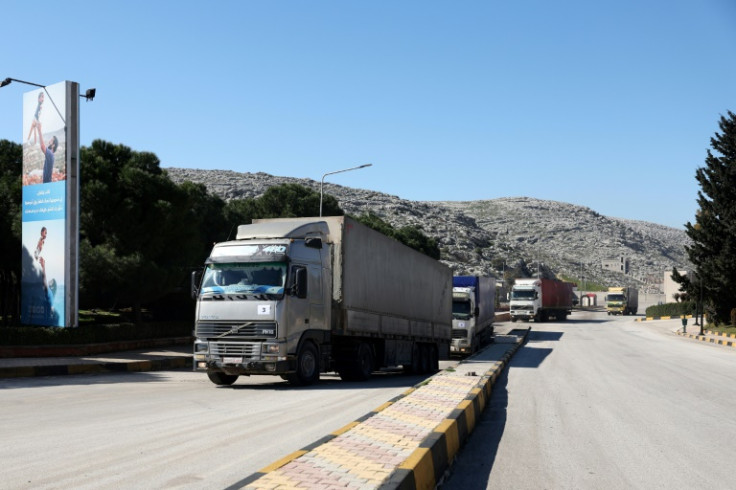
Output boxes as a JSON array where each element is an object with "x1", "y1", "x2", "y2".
[
  {"x1": 450, "y1": 339, "x2": 472, "y2": 354},
  {"x1": 193, "y1": 338, "x2": 291, "y2": 375},
  {"x1": 194, "y1": 357, "x2": 291, "y2": 375}
]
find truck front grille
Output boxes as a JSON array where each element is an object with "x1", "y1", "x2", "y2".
[
  {"x1": 209, "y1": 342, "x2": 260, "y2": 357},
  {"x1": 452, "y1": 329, "x2": 468, "y2": 339},
  {"x1": 195, "y1": 321, "x2": 277, "y2": 338}
]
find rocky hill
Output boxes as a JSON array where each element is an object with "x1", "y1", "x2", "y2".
[{"x1": 166, "y1": 167, "x2": 691, "y2": 292}]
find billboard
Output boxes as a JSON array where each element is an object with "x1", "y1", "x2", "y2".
[{"x1": 20, "y1": 81, "x2": 79, "y2": 327}]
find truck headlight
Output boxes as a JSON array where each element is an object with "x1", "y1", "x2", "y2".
[{"x1": 262, "y1": 343, "x2": 280, "y2": 355}]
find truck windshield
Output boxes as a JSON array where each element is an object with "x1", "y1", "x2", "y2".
[
  {"x1": 200, "y1": 262, "x2": 286, "y2": 298},
  {"x1": 607, "y1": 294, "x2": 625, "y2": 302},
  {"x1": 452, "y1": 300, "x2": 472, "y2": 319},
  {"x1": 511, "y1": 290, "x2": 535, "y2": 300}
]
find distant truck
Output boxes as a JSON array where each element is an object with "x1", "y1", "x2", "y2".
[
  {"x1": 510, "y1": 278, "x2": 574, "y2": 322},
  {"x1": 451, "y1": 276, "x2": 495, "y2": 355},
  {"x1": 605, "y1": 287, "x2": 639, "y2": 315},
  {"x1": 191, "y1": 216, "x2": 452, "y2": 386}
]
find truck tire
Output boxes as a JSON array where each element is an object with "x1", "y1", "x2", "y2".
[
  {"x1": 419, "y1": 344, "x2": 431, "y2": 373},
  {"x1": 354, "y1": 343, "x2": 374, "y2": 381},
  {"x1": 287, "y1": 342, "x2": 320, "y2": 386},
  {"x1": 403, "y1": 343, "x2": 423, "y2": 374},
  {"x1": 339, "y1": 343, "x2": 373, "y2": 381},
  {"x1": 207, "y1": 370, "x2": 238, "y2": 386},
  {"x1": 428, "y1": 345, "x2": 439, "y2": 373}
]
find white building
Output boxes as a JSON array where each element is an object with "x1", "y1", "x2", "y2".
[{"x1": 663, "y1": 270, "x2": 688, "y2": 303}]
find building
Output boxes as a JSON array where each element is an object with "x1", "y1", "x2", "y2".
[
  {"x1": 602, "y1": 256, "x2": 630, "y2": 274},
  {"x1": 663, "y1": 270, "x2": 688, "y2": 303}
]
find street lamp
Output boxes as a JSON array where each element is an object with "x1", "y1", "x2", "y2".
[
  {"x1": 319, "y1": 163, "x2": 372, "y2": 217},
  {"x1": 1, "y1": 77, "x2": 96, "y2": 100},
  {"x1": 0, "y1": 77, "x2": 96, "y2": 125}
]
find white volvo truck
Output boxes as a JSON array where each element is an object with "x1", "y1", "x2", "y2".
[{"x1": 192, "y1": 216, "x2": 452, "y2": 386}]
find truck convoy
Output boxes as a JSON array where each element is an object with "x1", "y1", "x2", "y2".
[
  {"x1": 605, "y1": 287, "x2": 639, "y2": 315},
  {"x1": 451, "y1": 276, "x2": 495, "y2": 355},
  {"x1": 510, "y1": 278, "x2": 574, "y2": 322},
  {"x1": 191, "y1": 216, "x2": 452, "y2": 386}
]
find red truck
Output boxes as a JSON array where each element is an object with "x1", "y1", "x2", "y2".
[{"x1": 509, "y1": 278, "x2": 575, "y2": 322}]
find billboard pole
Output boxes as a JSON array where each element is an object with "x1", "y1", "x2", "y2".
[{"x1": 66, "y1": 81, "x2": 80, "y2": 328}]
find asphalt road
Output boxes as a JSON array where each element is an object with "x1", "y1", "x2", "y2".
[
  {"x1": 440, "y1": 310, "x2": 736, "y2": 489},
  {"x1": 0, "y1": 366, "x2": 449, "y2": 489}
]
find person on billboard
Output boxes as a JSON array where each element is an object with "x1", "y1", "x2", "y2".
[
  {"x1": 34, "y1": 121, "x2": 58, "y2": 183},
  {"x1": 26, "y1": 91, "x2": 44, "y2": 145},
  {"x1": 34, "y1": 226, "x2": 47, "y2": 269}
]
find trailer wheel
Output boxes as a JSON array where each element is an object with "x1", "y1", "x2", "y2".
[
  {"x1": 403, "y1": 343, "x2": 423, "y2": 374},
  {"x1": 339, "y1": 343, "x2": 373, "y2": 381},
  {"x1": 355, "y1": 343, "x2": 374, "y2": 381},
  {"x1": 287, "y1": 342, "x2": 320, "y2": 386},
  {"x1": 428, "y1": 345, "x2": 439, "y2": 373},
  {"x1": 419, "y1": 344, "x2": 432, "y2": 373},
  {"x1": 207, "y1": 370, "x2": 238, "y2": 386}
]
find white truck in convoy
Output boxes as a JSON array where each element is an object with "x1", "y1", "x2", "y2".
[
  {"x1": 191, "y1": 216, "x2": 452, "y2": 386},
  {"x1": 510, "y1": 278, "x2": 574, "y2": 322},
  {"x1": 451, "y1": 276, "x2": 495, "y2": 355}
]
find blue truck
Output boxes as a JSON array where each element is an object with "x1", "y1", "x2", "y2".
[{"x1": 451, "y1": 275, "x2": 495, "y2": 355}]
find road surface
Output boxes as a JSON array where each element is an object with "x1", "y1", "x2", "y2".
[
  {"x1": 441, "y1": 310, "x2": 736, "y2": 489},
  {"x1": 1, "y1": 366, "x2": 448, "y2": 489}
]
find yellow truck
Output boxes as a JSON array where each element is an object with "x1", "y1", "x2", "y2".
[{"x1": 605, "y1": 287, "x2": 639, "y2": 315}]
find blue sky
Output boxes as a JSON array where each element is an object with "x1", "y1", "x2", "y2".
[{"x1": 2, "y1": 1, "x2": 735, "y2": 229}]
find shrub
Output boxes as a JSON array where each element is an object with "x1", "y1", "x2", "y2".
[
  {"x1": 645, "y1": 301, "x2": 697, "y2": 318},
  {"x1": 0, "y1": 321, "x2": 192, "y2": 346}
]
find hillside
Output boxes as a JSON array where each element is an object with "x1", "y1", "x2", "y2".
[{"x1": 166, "y1": 167, "x2": 691, "y2": 292}]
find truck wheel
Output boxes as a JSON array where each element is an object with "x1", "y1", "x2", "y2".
[
  {"x1": 419, "y1": 344, "x2": 431, "y2": 373},
  {"x1": 428, "y1": 345, "x2": 439, "y2": 373},
  {"x1": 403, "y1": 343, "x2": 423, "y2": 374},
  {"x1": 288, "y1": 342, "x2": 320, "y2": 386},
  {"x1": 207, "y1": 370, "x2": 238, "y2": 386},
  {"x1": 339, "y1": 343, "x2": 373, "y2": 381},
  {"x1": 354, "y1": 343, "x2": 374, "y2": 381},
  {"x1": 511, "y1": 317, "x2": 517, "y2": 323}
]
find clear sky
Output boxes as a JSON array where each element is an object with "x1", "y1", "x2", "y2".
[{"x1": 2, "y1": 1, "x2": 735, "y2": 229}]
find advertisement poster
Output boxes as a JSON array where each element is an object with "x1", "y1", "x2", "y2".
[{"x1": 20, "y1": 82, "x2": 68, "y2": 326}]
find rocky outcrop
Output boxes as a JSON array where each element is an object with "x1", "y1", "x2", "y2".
[{"x1": 166, "y1": 167, "x2": 691, "y2": 290}]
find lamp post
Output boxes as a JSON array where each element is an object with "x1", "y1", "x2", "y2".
[
  {"x1": 694, "y1": 271, "x2": 704, "y2": 335},
  {"x1": 319, "y1": 163, "x2": 372, "y2": 217}
]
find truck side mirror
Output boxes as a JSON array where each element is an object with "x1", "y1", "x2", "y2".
[
  {"x1": 474, "y1": 306, "x2": 480, "y2": 317},
  {"x1": 191, "y1": 270, "x2": 202, "y2": 299}
]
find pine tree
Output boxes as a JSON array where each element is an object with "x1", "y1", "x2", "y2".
[{"x1": 674, "y1": 111, "x2": 736, "y2": 324}]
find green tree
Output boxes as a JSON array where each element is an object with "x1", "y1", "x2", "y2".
[
  {"x1": 221, "y1": 183, "x2": 343, "y2": 234},
  {"x1": 80, "y1": 140, "x2": 221, "y2": 321},
  {"x1": 356, "y1": 212, "x2": 440, "y2": 259},
  {"x1": 256, "y1": 183, "x2": 342, "y2": 218},
  {"x1": 0, "y1": 140, "x2": 22, "y2": 325},
  {"x1": 673, "y1": 111, "x2": 736, "y2": 324}
]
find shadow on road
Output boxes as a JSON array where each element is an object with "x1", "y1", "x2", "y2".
[
  {"x1": 526, "y1": 330, "x2": 563, "y2": 342},
  {"x1": 226, "y1": 369, "x2": 431, "y2": 391},
  {"x1": 439, "y1": 366, "x2": 510, "y2": 489}
]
